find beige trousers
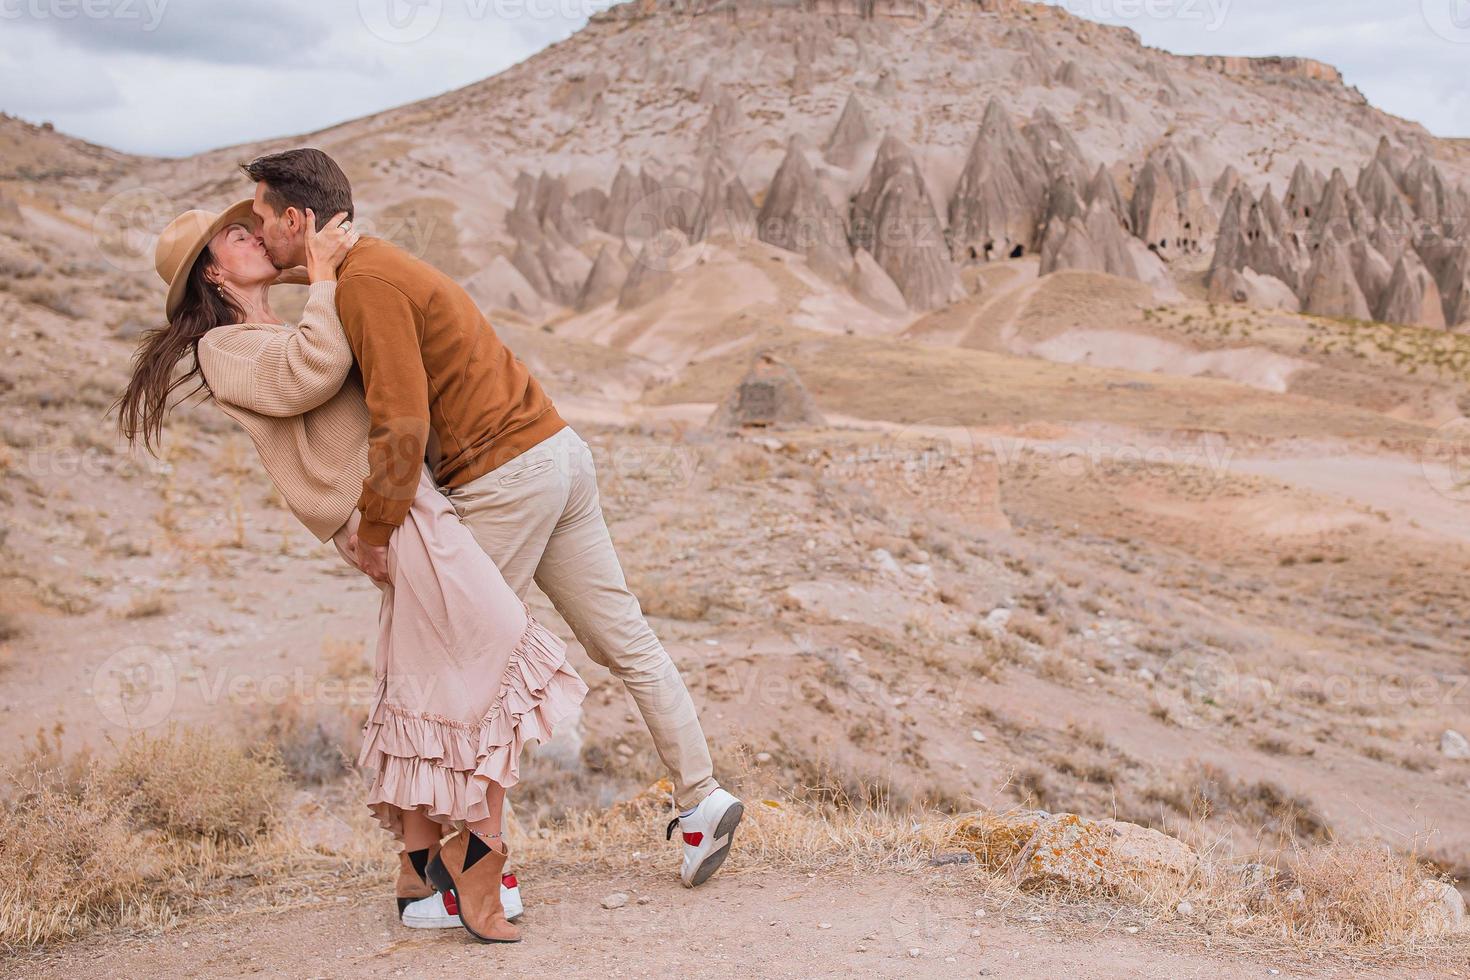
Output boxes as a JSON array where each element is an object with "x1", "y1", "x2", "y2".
[{"x1": 444, "y1": 426, "x2": 717, "y2": 810}]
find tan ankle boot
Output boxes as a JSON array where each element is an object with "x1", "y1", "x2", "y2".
[
  {"x1": 427, "y1": 831, "x2": 521, "y2": 943},
  {"x1": 396, "y1": 849, "x2": 434, "y2": 910}
]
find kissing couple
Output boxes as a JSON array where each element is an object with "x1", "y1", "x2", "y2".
[{"x1": 116, "y1": 148, "x2": 744, "y2": 943}]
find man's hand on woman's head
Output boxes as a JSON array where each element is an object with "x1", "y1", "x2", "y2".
[{"x1": 305, "y1": 210, "x2": 360, "y2": 284}]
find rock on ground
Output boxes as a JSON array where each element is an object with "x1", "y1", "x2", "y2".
[{"x1": 1009, "y1": 813, "x2": 1198, "y2": 903}]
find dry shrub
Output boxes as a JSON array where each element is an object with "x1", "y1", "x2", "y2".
[
  {"x1": 1008, "y1": 608, "x2": 1064, "y2": 647},
  {"x1": 8, "y1": 726, "x2": 92, "y2": 799},
  {"x1": 241, "y1": 696, "x2": 358, "y2": 786},
  {"x1": 1270, "y1": 842, "x2": 1435, "y2": 946},
  {"x1": 102, "y1": 727, "x2": 286, "y2": 843},
  {"x1": 1145, "y1": 762, "x2": 1330, "y2": 844},
  {"x1": 321, "y1": 638, "x2": 370, "y2": 681},
  {"x1": 514, "y1": 776, "x2": 951, "y2": 879},
  {"x1": 1204, "y1": 841, "x2": 1449, "y2": 951},
  {"x1": 0, "y1": 782, "x2": 174, "y2": 948},
  {"x1": 511, "y1": 735, "x2": 665, "y2": 825}
]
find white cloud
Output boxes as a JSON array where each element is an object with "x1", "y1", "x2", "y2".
[{"x1": 0, "y1": 0, "x2": 1463, "y2": 156}]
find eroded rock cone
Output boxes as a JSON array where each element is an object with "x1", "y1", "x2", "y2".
[
  {"x1": 1303, "y1": 238, "x2": 1372, "y2": 320},
  {"x1": 1086, "y1": 165, "x2": 1131, "y2": 230},
  {"x1": 572, "y1": 187, "x2": 610, "y2": 225},
  {"x1": 1378, "y1": 253, "x2": 1446, "y2": 329},
  {"x1": 757, "y1": 136, "x2": 852, "y2": 281},
  {"x1": 538, "y1": 241, "x2": 594, "y2": 307},
  {"x1": 1356, "y1": 156, "x2": 1408, "y2": 221},
  {"x1": 948, "y1": 98, "x2": 1047, "y2": 263},
  {"x1": 602, "y1": 165, "x2": 647, "y2": 237},
  {"x1": 1131, "y1": 144, "x2": 1216, "y2": 257},
  {"x1": 1348, "y1": 239, "x2": 1394, "y2": 314},
  {"x1": 1211, "y1": 165, "x2": 1241, "y2": 207},
  {"x1": 511, "y1": 240, "x2": 554, "y2": 299},
  {"x1": 1282, "y1": 161, "x2": 1325, "y2": 221},
  {"x1": 618, "y1": 233, "x2": 685, "y2": 310},
  {"x1": 464, "y1": 256, "x2": 545, "y2": 320},
  {"x1": 692, "y1": 175, "x2": 758, "y2": 243},
  {"x1": 1308, "y1": 168, "x2": 1368, "y2": 244},
  {"x1": 1040, "y1": 197, "x2": 1138, "y2": 280},
  {"x1": 575, "y1": 244, "x2": 628, "y2": 311},
  {"x1": 823, "y1": 93, "x2": 875, "y2": 169},
  {"x1": 849, "y1": 247, "x2": 908, "y2": 315},
  {"x1": 850, "y1": 136, "x2": 962, "y2": 310},
  {"x1": 1025, "y1": 106, "x2": 1091, "y2": 187},
  {"x1": 708, "y1": 352, "x2": 826, "y2": 430}
]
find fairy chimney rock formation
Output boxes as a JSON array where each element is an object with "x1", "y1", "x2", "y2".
[
  {"x1": 823, "y1": 93, "x2": 876, "y2": 168},
  {"x1": 1378, "y1": 253, "x2": 1447, "y2": 329},
  {"x1": 708, "y1": 352, "x2": 827, "y2": 430},
  {"x1": 757, "y1": 136, "x2": 853, "y2": 281},
  {"x1": 575, "y1": 244, "x2": 629, "y2": 311},
  {"x1": 1303, "y1": 239, "x2": 1372, "y2": 321},
  {"x1": 948, "y1": 98, "x2": 1047, "y2": 263},
  {"x1": 850, "y1": 135, "x2": 964, "y2": 310}
]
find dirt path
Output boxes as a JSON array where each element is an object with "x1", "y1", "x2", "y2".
[{"x1": 15, "y1": 869, "x2": 1445, "y2": 980}]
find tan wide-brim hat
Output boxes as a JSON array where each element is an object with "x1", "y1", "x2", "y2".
[{"x1": 155, "y1": 199, "x2": 256, "y2": 320}]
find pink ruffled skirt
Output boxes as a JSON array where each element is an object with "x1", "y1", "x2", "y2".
[{"x1": 333, "y1": 468, "x2": 588, "y2": 839}]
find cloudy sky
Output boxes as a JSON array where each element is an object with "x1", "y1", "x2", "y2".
[{"x1": 0, "y1": 0, "x2": 1466, "y2": 157}]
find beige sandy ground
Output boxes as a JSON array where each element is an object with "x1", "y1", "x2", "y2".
[{"x1": 18, "y1": 868, "x2": 1459, "y2": 980}]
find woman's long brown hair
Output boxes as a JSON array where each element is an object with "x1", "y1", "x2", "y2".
[{"x1": 115, "y1": 250, "x2": 242, "y2": 454}]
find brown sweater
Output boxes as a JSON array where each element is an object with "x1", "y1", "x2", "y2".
[
  {"x1": 335, "y1": 238, "x2": 565, "y2": 545},
  {"x1": 196, "y1": 282, "x2": 371, "y2": 542}
]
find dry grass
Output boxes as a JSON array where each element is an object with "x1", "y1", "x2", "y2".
[
  {"x1": 0, "y1": 727, "x2": 289, "y2": 949},
  {"x1": 320, "y1": 638, "x2": 370, "y2": 682},
  {"x1": 1263, "y1": 842, "x2": 1438, "y2": 947},
  {"x1": 0, "y1": 781, "x2": 176, "y2": 949},
  {"x1": 239, "y1": 693, "x2": 360, "y2": 787},
  {"x1": 2, "y1": 730, "x2": 1462, "y2": 962},
  {"x1": 1144, "y1": 762, "x2": 1331, "y2": 844},
  {"x1": 100, "y1": 728, "x2": 287, "y2": 844}
]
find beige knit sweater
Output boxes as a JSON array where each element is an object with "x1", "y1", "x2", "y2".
[{"x1": 197, "y1": 281, "x2": 370, "y2": 542}]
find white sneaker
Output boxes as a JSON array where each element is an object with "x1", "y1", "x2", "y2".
[
  {"x1": 400, "y1": 873, "x2": 523, "y2": 928},
  {"x1": 667, "y1": 788, "x2": 744, "y2": 888}
]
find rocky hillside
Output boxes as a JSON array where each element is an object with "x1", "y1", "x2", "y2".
[
  {"x1": 2, "y1": 1, "x2": 1469, "y2": 965},
  {"x1": 7, "y1": 0, "x2": 1468, "y2": 352}
]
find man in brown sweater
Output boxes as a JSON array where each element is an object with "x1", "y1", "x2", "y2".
[{"x1": 244, "y1": 149, "x2": 743, "y2": 901}]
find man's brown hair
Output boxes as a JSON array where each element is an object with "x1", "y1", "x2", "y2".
[{"x1": 240, "y1": 148, "x2": 353, "y2": 229}]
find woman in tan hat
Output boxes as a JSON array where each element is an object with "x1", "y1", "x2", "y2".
[{"x1": 116, "y1": 204, "x2": 588, "y2": 944}]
